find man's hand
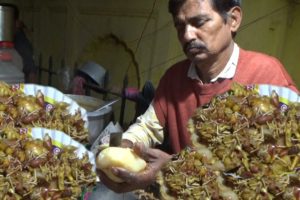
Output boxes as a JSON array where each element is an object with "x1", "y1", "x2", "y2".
[{"x1": 98, "y1": 142, "x2": 172, "y2": 193}]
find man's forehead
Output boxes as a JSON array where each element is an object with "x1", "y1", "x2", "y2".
[
  {"x1": 174, "y1": 0, "x2": 213, "y2": 19},
  {"x1": 178, "y1": 0, "x2": 213, "y2": 13}
]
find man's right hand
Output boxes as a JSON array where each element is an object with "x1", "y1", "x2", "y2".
[{"x1": 97, "y1": 142, "x2": 172, "y2": 193}]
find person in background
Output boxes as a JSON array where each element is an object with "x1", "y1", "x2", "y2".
[
  {"x1": 72, "y1": 70, "x2": 155, "y2": 121},
  {"x1": 119, "y1": 80, "x2": 155, "y2": 122},
  {"x1": 98, "y1": 0, "x2": 299, "y2": 193},
  {"x1": 12, "y1": 4, "x2": 38, "y2": 83}
]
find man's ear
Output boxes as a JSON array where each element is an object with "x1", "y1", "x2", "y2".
[{"x1": 228, "y1": 6, "x2": 242, "y2": 33}]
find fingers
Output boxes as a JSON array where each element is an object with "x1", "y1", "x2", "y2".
[
  {"x1": 97, "y1": 159, "x2": 162, "y2": 193},
  {"x1": 132, "y1": 142, "x2": 162, "y2": 162},
  {"x1": 97, "y1": 169, "x2": 135, "y2": 193},
  {"x1": 114, "y1": 167, "x2": 157, "y2": 189},
  {"x1": 112, "y1": 167, "x2": 135, "y2": 182},
  {"x1": 120, "y1": 139, "x2": 134, "y2": 148},
  {"x1": 133, "y1": 143, "x2": 150, "y2": 161},
  {"x1": 97, "y1": 144, "x2": 172, "y2": 194},
  {"x1": 133, "y1": 143, "x2": 172, "y2": 164}
]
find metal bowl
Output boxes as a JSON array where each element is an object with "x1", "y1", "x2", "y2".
[
  {"x1": 78, "y1": 61, "x2": 107, "y2": 87},
  {"x1": 0, "y1": 4, "x2": 15, "y2": 42}
]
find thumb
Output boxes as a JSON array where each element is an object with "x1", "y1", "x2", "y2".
[
  {"x1": 112, "y1": 167, "x2": 135, "y2": 183},
  {"x1": 133, "y1": 143, "x2": 172, "y2": 164},
  {"x1": 132, "y1": 142, "x2": 149, "y2": 160}
]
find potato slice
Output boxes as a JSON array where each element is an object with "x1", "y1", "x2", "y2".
[{"x1": 96, "y1": 147, "x2": 147, "y2": 182}]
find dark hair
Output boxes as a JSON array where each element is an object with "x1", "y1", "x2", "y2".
[{"x1": 168, "y1": 0, "x2": 241, "y2": 22}]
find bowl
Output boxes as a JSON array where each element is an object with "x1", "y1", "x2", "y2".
[{"x1": 78, "y1": 61, "x2": 107, "y2": 87}]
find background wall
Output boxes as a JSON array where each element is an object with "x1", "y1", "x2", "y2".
[
  {"x1": 1, "y1": 0, "x2": 299, "y2": 125},
  {"x1": 235, "y1": 0, "x2": 300, "y2": 88}
]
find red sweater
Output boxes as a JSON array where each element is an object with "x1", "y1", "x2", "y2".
[{"x1": 153, "y1": 48, "x2": 299, "y2": 154}]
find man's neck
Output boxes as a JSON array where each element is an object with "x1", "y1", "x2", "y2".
[{"x1": 195, "y1": 42, "x2": 234, "y2": 83}]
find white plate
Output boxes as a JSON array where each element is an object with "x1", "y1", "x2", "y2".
[
  {"x1": 28, "y1": 127, "x2": 96, "y2": 171},
  {"x1": 247, "y1": 84, "x2": 300, "y2": 109},
  {"x1": 11, "y1": 83, "x2": 88, "y2": 129}
]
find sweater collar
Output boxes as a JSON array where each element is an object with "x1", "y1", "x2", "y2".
[{"x1": 187, "y1": 43, "x2": 240, "y2": 84}]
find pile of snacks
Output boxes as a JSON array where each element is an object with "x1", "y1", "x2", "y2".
[
  {"x1": 0, "y1": 134, "x2": 96, "y2": 199},
  {"x1": 160, "y1": 83, "x2": 300, "y2": 199},
  {"x1": 160, "y1": 147, "x2": 236, "y2": 199},
  {"x1": 0, "y1": 81, "x2": 88, "y2": 143}
]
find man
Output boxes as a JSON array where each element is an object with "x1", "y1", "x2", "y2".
[{"x1": 98, "y1": 0, "x2": 299, "y2": 193}]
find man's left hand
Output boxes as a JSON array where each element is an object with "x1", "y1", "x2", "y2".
[{"x1": 98, "y1": 143, "x2": 172, "y2": 193}]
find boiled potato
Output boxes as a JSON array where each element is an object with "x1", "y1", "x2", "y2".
[{"x1": 96, "y1": 147, "x2": 147, "y2": 182}]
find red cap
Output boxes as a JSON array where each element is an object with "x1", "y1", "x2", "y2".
[
  {"x1": 0, "y1": 42, "x2": 14, "y2": 61},
  {"x1": 0, "y1": 41, "x2": 14, "y2": 48}
]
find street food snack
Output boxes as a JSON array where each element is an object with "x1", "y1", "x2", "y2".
[
  {"x1": 159, "y1": 147, "x2": 237, "y2": 200},
  {"x1": 160, "y1": 83, "x2": 300, "y2": 199},
  {"x1": 0, "y1": 133, "x2": 96, "y2": 199},
  {"x1": 0, "y1": 81, "x2": 89, "y2": 143},
  {"x1": 96, "y1": 147, "x2": 147, "y2": 183}
]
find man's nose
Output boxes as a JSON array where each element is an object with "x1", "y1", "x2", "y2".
[{"x1": 183, "y1": 25, "x2": 197, "y2": 42}]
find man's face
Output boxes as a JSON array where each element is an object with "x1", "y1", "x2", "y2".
[{"x1": 173, "y1": 0, "x2": 234, "y2": 63}]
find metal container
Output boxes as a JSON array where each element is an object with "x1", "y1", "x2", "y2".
[
  {"x1": 67, "y1": 94, "x2": 112, "y2": 144},
  {"x1": 78, "y1": 61, "x2": 107, "y2": 87},
  {"x1": 0, "y1": 4, "x2": 15, "y2": 42}
]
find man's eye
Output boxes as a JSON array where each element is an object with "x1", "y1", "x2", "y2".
[{"x1": 193, "y1": 20, "x2": 206, "y2": 28}]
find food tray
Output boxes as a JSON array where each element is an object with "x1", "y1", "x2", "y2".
[
  {"x1": 28, "y1": 127, "x2": 95, "y2": 170},
  {"x1": 250, "y1": 83, "x2": 300, "y2": 104},
  {"x1": 12, "y1": 83, "x2": 88, "y2": 129}
]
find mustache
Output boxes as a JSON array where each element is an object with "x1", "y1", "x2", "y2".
[{"x1": 184, "y1": 41, "x2": 208, "y2": 53}]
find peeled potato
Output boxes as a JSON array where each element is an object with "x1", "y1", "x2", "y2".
[{"x1": 96, "y1": 147, "x2": 147, "y2": 183}]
